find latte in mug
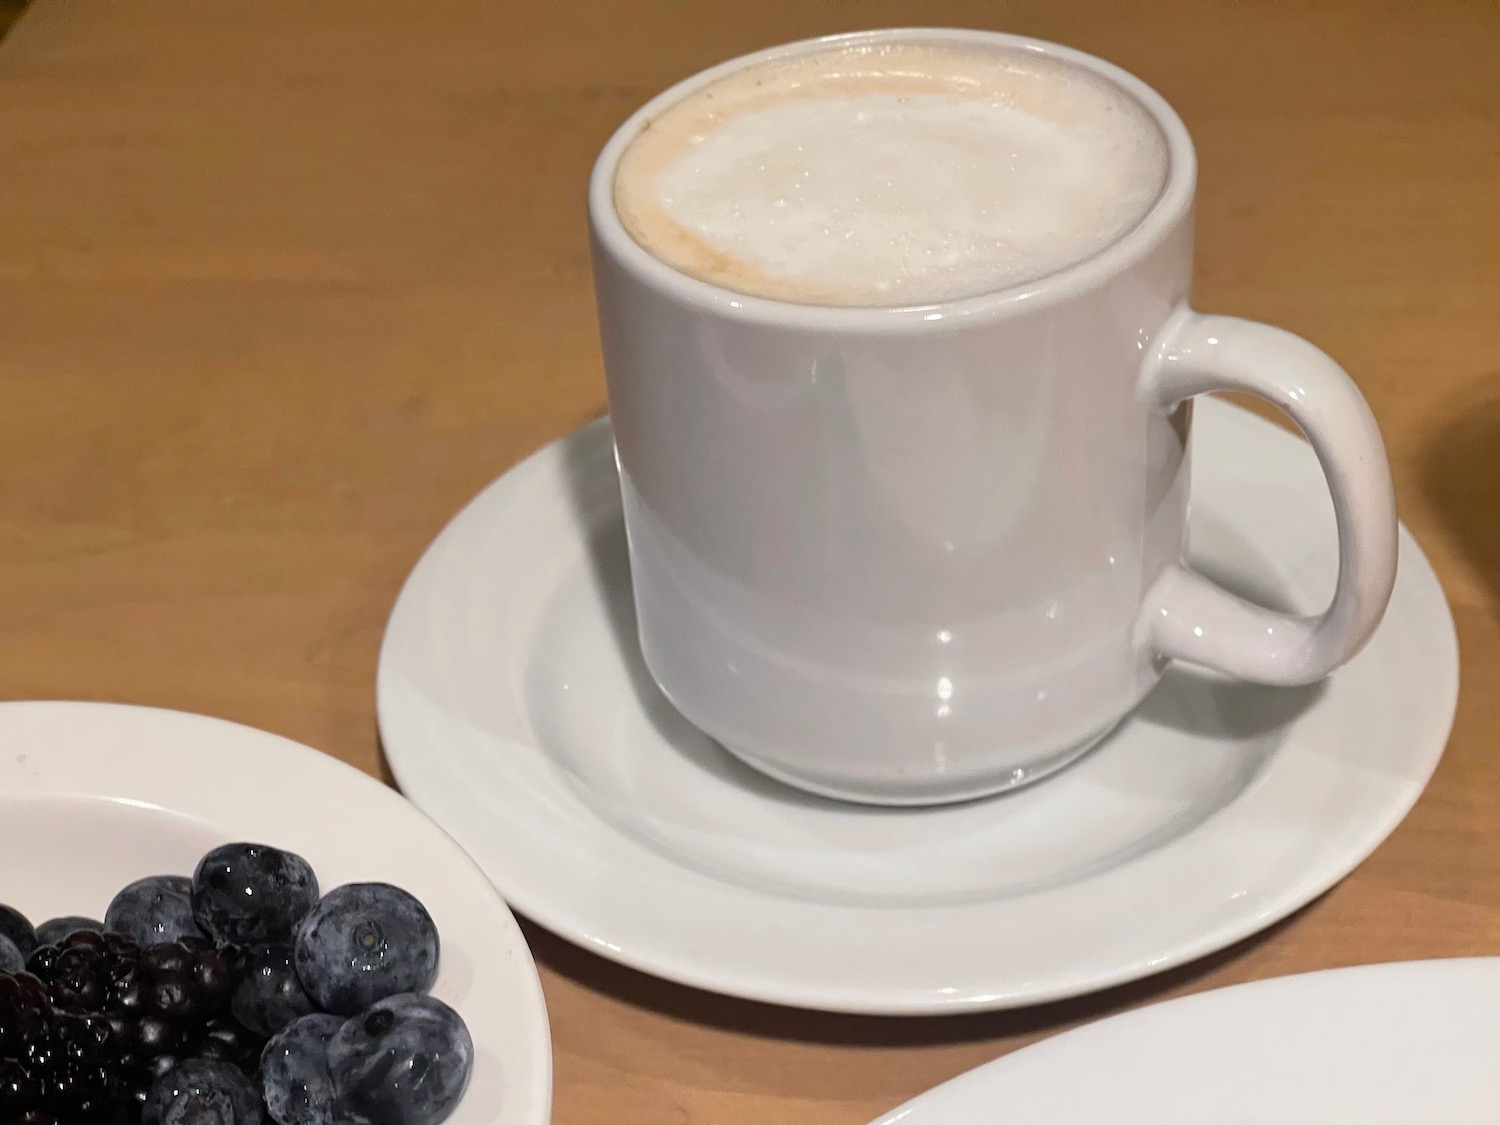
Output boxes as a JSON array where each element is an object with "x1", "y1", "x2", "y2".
[{"x1": 613, "y1": 40, "x2": 1169, "y2": 307}]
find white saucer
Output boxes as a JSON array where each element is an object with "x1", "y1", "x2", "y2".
[
  {"x1": 377, "y1": 397, "x2": 1457, "y2": 1015},
  {"x1": 871, "y1": 957, "x2": 1500, "y2": 1123},
  {"x1": 0, "y1": 701, "x2": 552, "y2": 1125}
]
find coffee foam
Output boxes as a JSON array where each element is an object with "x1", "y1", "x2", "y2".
[{"x1": 613, "y1": 41, "x2": 1168, "y2": 307}]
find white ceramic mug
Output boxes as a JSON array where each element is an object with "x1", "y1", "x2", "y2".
[{"x1": 589, "y1": 28, "x2": 1398, "y2": 806}]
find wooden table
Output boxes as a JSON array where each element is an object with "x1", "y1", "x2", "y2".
[{"x1": 0, "y1": 2, "x2": 1496, "y2": 1121}]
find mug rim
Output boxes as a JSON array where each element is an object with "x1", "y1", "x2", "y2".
[{"x1": 588, "y1": 27, "x2": 1198, "y2": 332}]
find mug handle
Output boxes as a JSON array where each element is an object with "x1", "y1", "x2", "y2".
[{"x1": 1138, "y1": 307, "x2": 1399, "y2": 686}]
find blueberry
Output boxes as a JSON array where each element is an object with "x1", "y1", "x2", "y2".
[
  {"x1": 201, "y1": 1013, "x2": 267, "y2": 1071},
  {"x1": 0, "y1": 904, "x2": 36, "y2": 956},
  {"x1": 143, "y1": 1058, "x2": 265, "y2": 1125},
  {"x1": 294, "y1": 884, "x2": 439, "y2": 1016},
  {"x1": 193, "y1": 843, "x2": 320, "y2": 947},
  {"x1": 35, "y1": 915, "x2": 104, "y2": 946},
  {"x1": 232, "y1": 943, "x2": 317, "y2": 1037},
  {"x1": 160, "y1": 1093, "x2": 238, "y2": 1125},
  {"x1": 329, "y1": 994, "x2": 472, "y2": 1125},
  {"x1": 260, "y1": 1012, "x2": 344, "y2": 1125},
  {"x1": 0, "y1": 934, "x2": 22, "y2": 974},
  {"x1": 108, "y1": 876, "x2": 205, "y2": 946}
]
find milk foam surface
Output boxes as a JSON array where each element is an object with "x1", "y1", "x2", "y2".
[{"x1": 613, "y1": 41, "x2": 1168, "y2": 306}]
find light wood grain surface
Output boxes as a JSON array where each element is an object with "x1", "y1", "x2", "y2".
[{"x1": 0, "y1": 2, "x2": 1497, "y2": 1122}]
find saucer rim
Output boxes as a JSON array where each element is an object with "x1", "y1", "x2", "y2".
[{"x1": 870, "y1": 957, "x2": 1500, "y2": 1123}]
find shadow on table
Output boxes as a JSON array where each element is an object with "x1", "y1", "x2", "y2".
[
  {"x1": 0, "y1": 2, "x2": 27, "y2": 41},
  {"x1": 1422, "y1": 374, "x2": 1500, "y2": 612},
  {"x1": 521, "y1": 906, "x2": 1312, "y2": 1047}
]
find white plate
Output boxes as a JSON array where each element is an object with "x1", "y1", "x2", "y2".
[
  {"x1": 0, "y1": 701, "x2": 551, "y2": 1125},
  {"x1": 871, "y1": 957, "x2": 1500, "y2": 1123},
  {"x1": 377, "y1": 397, "x2": 1458, "y2": 1015}
]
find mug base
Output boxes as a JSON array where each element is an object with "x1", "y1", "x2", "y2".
[{"x1": 717, "y1": 720, "x2": 1122, "y2": 808}]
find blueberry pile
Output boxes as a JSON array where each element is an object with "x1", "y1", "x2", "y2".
[{"x1": 0, "y1": 843, "x2": 472, "y2": 1125}]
